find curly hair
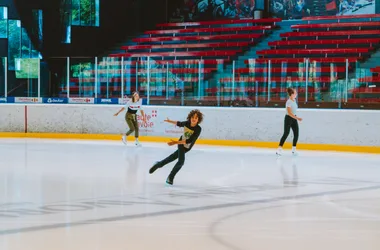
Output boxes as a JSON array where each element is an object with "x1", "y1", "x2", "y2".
[{"x1": 187, "y1": 109, "x2": 204, "y2": 124}]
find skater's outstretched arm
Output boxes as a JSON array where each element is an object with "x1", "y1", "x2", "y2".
[
  {"x1": 168, "y1": 139, "x2": 186, "y2": 146},
  {"x1": 114, "y1": 107, "x2": 125, "y2": 116},
  {"x1": 140, "y1": 109, "x2": 146, "y2": 122},
  {"x1": 167, "y1": 127, "x2": 201, "y2": 146},
  {"x1": 164, "y1": 118, "x2": 179, "y2": 125},
  {"x1": 114, "y1": 98, "x2": 131, "y2": 116}
]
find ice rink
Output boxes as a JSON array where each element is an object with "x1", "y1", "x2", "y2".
[{"x1": 0, "y1": 138, "x2": 379, "y2": 250}]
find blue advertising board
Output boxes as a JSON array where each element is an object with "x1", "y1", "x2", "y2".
[
  {"x1": 43, "y1": 98, "x2": 68, "y2": 104},
  {"x1": 95, "y1": 98, "x2": 119, "y2": 104}
]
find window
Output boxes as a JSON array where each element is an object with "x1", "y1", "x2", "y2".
[
  {"x1": 15, "y1": 58, "x2": 39, "y2": 79},
  {"x1": 8, "y1": 20, "x2": 21, "y2": 70},
  {"x1": 8, "y1": 19, "x2": 41, "y2": 71},
  {"x1": 32, "y1": 9, "x2": 43, "y2": 49},
  {"x1": 0, "y1": 20, "x2": 6, "y2": 38},
  {"x1": 71, "y1": 0, "x2": 80, "y2": 25},
  {"x1": 21, "y1": 27, "x2": 31, "y2": 58},
  {"x1": 0, "y1": 6, "x2": 7, "y2": 19},
  {"x1": 0, "y1": 7, "x2": 8, "y2": 38},
  {"x1": 60, "y1": 0, "x2": 72, "y2": 43},
  {"x1": 60, "y1": 0, "x2": 99, "y2": 43},
  {"x1": 71, "y1": 0, "x2": 100, "y2": 27}
]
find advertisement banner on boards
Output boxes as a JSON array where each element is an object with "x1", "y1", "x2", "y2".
[
  {"x1": 68, "y1": 98, "x2": 95, "y2": 104},
  {"x1": 118, "y1": 98, "x2": 128, "y2": 105},
  {"x1": 135, "y1": 107, "x2": 186, "y2": 137},
  {"x1": 95, "y1": 98, "x2": 119, "y2": 104},
  {"x1": 43, "y1": 98, "x2": 68, "y2": 104},
  {"x1": 14, "y1": 97, "x2": 42, "y2": 103},
  {"x1": 118, "y1": 97, "x2": 148, "y2": 105},
  {"x1": 136, "y1": 108, "x2": 159, "y2": 134}
]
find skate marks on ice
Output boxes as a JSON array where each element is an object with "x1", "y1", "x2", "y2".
[{"x1": 0, "y1": 175, "x2": 379, "y2": 236}]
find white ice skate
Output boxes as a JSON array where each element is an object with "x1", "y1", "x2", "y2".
[
  {"x1": 135, "y1": 139, "x2": 142, "y2": 147},
  {"x1": 276, "y1": 148, "x2": 282, "y2": 157},
  {"x1": 122, "y1": 135, "x2": 127, "y2": 145},
  {"x1": 292, "y1": 147, "x2": 299, "y2": 156}
]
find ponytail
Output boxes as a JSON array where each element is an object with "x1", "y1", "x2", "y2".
[{"x1": 287, "y1": 87, "x2": 294, "y2": 96}]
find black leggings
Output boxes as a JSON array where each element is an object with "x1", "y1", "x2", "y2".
[
  {"x1": 279, "y1": 115, "x2": 299, "y2": 147},
  {"x1": 157, "y1": 145, "x2": 189, "y2": 181}
]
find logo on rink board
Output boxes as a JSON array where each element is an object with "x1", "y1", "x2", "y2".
[
  {"x1": 68, "y1": 98, "x2": 94, "y2": 104},
  {"x1": 14, "y1": 97, "x2": 42, "y2": 103},
  {"x1": 118, "y1": 98, "x2": 128, "y2": 105},
  {"x1": 96, "y1": 98, "x2": 119, "y2": 104},
  {"x1": 43, "y1": 98, "x2": 67, "y2": 104},
  {"x1": 138, "y1": 109, "x2": 158, "y2": 132},
  {"x1": 100, "y1": 99, "x2": 112, "y2": 103}
]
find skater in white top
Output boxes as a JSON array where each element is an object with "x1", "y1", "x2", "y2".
[
  {"x1": 276, "y1": 87, "x2": 303, "y2": 156},
  {"x1": 114, "y1": 92, "x2": 146, "y2": 146}
]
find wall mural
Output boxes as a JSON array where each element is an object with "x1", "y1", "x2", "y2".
[
  {"x1": 169, "y1": 0, "x2": 257, "y2": 22},
  {"x1": 270, "y1": 0, "x2": 375, "y2": 20}
]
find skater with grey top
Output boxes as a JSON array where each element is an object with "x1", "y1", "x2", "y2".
[{"x1": 276, "y1": 87, "x2": 303, "y2": 156}]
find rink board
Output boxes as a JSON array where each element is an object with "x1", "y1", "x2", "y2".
[{"x1": 0, "y1": 104, "x2": 378, "y2": 153}]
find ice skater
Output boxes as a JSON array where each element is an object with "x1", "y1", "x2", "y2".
[
  {"x1": 149, "y1": 109, "x2": 203, "y2": 185},
  {"x1": 276, "y1": 87, "x2": 303, "y2": 156},
  {"x1": 114, "y1": 92, "x2": 145, "y2": 146}
]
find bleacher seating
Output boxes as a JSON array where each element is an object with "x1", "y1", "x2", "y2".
[
  {"x1": 357, "y1": 66, "x2": 380, "y2": 90},
  {"x1": 121, "y1": 42, "x2": 253, "y2": 52},
  {"x1": 155, "y1": 18, "x2": 281, "y2": 28},
  {"x1": 260, "y1": 19, "x2": 380, "y2": 62},
  {"x1": 302, "y1": 14, "x2": 380, "y2": 21},
  {"x1": 349, "y1": 86, "x2": 380, "y2": 103},
  {"x1": 64, "y1": 18, "x2": 280, "y2": 99},
  {"x1": 370, "y1": 66, "x2": 380, "y2": 74},
  {"x1": 220, "y1": 14, "x2": 380, "y2": 103},
  {"x1": 269, "y1": 39, "x2": 380, "y2": 49},
  {"x1": 291, "y1": 22, "x2": 380, "y2": 30},
  {"x1": 63, "y1": 14, "x2": 380, "y2": 104}
]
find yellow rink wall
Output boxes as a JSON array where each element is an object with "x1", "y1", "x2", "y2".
[{"x1": 0, "y1": 132, "x2": 379, "y2": 154}]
